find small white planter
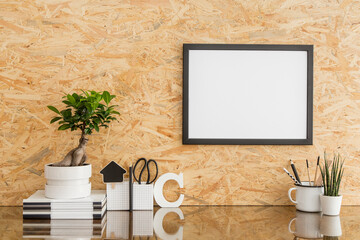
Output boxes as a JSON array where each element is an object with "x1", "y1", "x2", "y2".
[
  {"x1": 44, "y1": 164, "x2": 91, "y2": 199},
  {"x1": 320, "y1": 195, "x2": 342, "y2": 216}
]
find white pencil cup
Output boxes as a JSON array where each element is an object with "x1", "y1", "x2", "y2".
[
  {"x1": 106, "y1": 181, "x2": 153, "y2": 211},
  {"x1": 133, "y1": 183, "x2": 154, "y2": 210},
  {"x1": 288, "y1": 181, "x2": 324, "y2": 212}
]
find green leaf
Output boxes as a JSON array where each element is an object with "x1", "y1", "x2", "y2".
[
  {"x1": 84, "y1": 128, "x2": 92, "y2": 135},
  {"x1": 96, "y1": 94, "x2": 102, "y2": 103},
  {"x1": 58, "y1": 124, "x2": 71, "y2": 130},
  {"x1": 103, "y1": 91, "x2": 111, "y2": 105},
  {"x1": 67, "y1": 94, "x2": 76, "y2": 104},
  {"x1": 50, "y1": 117, "x2": 62, "y2": 124},
  {"x1": 62, "y1": 100, "x2": 72, "y2": 106},
  {"x1": 61, "y1": 109, "x2": 72, "y2": 118},
  {"x1": 47, "y1": 106, "x2": 60, "y2": 114},
  {"x1": 72, "y1": 93, "x2": 79, "y2": 101},
  {"x1": 96, "y1": 113, "x2": 105, "y2": 120},
  {"x1": 81, "y1": 90, "x2": 90, "y2": 97},
  {"x1": 85, "y1": 103, "x2": 93, "y2": 114},
  {"x1": 111, "y1": 110, "x2": 120, "y2": 115},
  {"x1": 94, "y1": 124, "x2": 99, "y2": 132}
]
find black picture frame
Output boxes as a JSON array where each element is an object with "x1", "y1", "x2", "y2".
[{"x1": 183, "y1": 44, "x2": 313, "y2": 145}]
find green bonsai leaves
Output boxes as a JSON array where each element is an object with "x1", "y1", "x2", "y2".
[{"x1": 48, "y1": 90, "x2": 119, "y2": 136}]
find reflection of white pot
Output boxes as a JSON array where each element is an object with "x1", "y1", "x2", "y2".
[
  {"x1": 44, "y1": 164, "x2": 91, "y2": 199},
  {"x1": 320, "y1": 215, "x2": 342, "y2": 237},
  {"x1": 320, "y1": 195, "x2": 342, "y2": 216}
]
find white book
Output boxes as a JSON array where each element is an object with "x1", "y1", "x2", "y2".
[{"x1": 23, "y1": 190, "x2": 106, "y2": 204}]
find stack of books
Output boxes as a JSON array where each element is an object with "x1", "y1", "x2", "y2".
[{"x1": 22, "y1": 190, "x2": 106, "y2": 238}]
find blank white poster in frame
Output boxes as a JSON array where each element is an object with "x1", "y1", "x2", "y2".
[{"x1": 183, "y1": 44, "x2": 313, "y2": 145}]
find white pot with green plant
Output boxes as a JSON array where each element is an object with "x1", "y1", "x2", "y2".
[
  {"x1": 319, "y1": 153, "x2": 345, "y2": 216},
  {"x1": 46, "y1": 90, "x2": 119, "y2": 199}
]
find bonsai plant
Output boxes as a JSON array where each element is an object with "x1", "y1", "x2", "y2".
[
  {"x1": 44, "y1": 90, "x2": 119, "y2": 199},
  {"x1": 319, "y1": 152, "x2": 345, "y2": 216},
  {"x1": 47, "y1": 90, "x2": 119, "y2": 166}
]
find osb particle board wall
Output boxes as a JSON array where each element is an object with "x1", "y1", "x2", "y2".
[{"x1": 1, "y1": 0, "x2": 360, "y2": 206}]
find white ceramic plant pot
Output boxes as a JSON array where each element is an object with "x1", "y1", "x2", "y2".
[
  {"x1": 44, "y1": 164, "x2": 91, "y2": 199},
  {"x1": 320, "y1": 215, "x2": 342, "y2": 237},
  {"x1": 320, "y1": 195, "x2": 342, "y2": 216}
]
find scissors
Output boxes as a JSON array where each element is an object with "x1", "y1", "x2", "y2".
[{"x1": 133, "y1": 158, "x2": 158, "y2": 184}]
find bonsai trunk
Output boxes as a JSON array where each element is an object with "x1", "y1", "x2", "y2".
[{"x1": 52, "y1": 132, "x2": 88, "y2": 167}]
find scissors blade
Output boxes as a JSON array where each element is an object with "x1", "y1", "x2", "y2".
[
  {"x1": 146, "y1": 159, "x2": 158, "y2": 184},
  {"x1": 133, "y1": 158, "x2": 147, "y2": 184}
]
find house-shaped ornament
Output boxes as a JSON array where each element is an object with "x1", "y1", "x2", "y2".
[
  {"x1": 100, "y1": 161, "x2": 130, "y2": 211},
  {"x1": 100, "y1": 161, "x2": 126, "y2": 183}
]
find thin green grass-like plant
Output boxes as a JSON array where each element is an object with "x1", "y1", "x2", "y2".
[{"x1": 319, "y1": 152, "x2": 345, "y2": 197}]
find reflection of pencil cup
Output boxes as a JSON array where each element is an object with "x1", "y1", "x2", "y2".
[
  {"x1": 288, "y1": 211, "x2": 322, "y2": 239},
  {"x1": 320, "y1": 215, "x2": 342, "y2": 237},
  {"x1": 288, "y1": 181, "x2": 324, "y2": 212},
  {"x1": 133, "y1": 183, "x2": 154, "y2": 210},
  {"x1": 133, "y1": 211, "x2": 153, "y2": 236}
]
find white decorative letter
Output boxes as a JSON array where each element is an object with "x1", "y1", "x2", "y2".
[{"x1": 154, "y1": 173, "x2": 184, "y2": 207}]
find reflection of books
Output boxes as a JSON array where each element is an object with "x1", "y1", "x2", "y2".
[
  {"x1": 23, "y1": 190, "x2": 106, "y2": 220},
  {"x1": 23, "y1": 208, "x2": 106, "y2": 219},
  {"x1": 23, "y1": 215, "x2": 107, "y2": 228},
  {"x1": 22, "y1": 228, "x2": 105, "y2": 238},
  {"x1": 23, "y1": 214, "x2": 106, "y2": 238}
]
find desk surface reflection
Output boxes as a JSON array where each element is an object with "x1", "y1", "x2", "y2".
[{"x1": 1, "y1": 206, "x2": 359, "y2": 239}]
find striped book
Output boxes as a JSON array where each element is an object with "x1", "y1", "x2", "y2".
[{"x1": 23, "y1": 190, "x2": 106, "y2": 219}]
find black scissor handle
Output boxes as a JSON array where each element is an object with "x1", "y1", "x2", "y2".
[
  {"x1": 133, "y1": 158, "x2": 147, "y2": 184},
  {"x1": 146, "y1": 159, "x2": 158, "y2": 184}
]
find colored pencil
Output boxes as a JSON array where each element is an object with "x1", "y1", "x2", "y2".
[
  {"x1": 306, "y1": 159, "x2": 312, "y2": 186},
  {"x1": 283, "y1": 167, "x2": 301, "y2": 185},
  {"x1": 290, "y1": 159, "x2": 302, "y2": 184},
  {"x1": 313, "y1": 156, "x2": 320, "y2": 186}
]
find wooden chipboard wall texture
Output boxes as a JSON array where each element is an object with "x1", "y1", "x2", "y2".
[{"x1": 1, "y1": 0, "x2": 360, "y2": 206}]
